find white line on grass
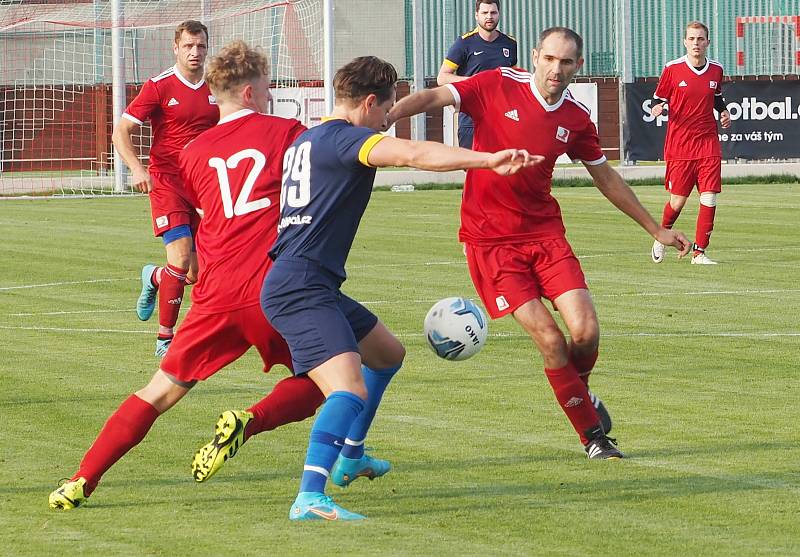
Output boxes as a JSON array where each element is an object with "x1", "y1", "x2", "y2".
[
  {"x1": 9, "y1": 308, "x2": 134, "y2": 316},
  {"x1": 0, "y1": 325, "x2": 150, "y2": 334},
  {"x1": 0, "y1": 278, "x2": 131, "y2": 291}
]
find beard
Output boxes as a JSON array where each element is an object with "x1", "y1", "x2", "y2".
[{"x1": 478, "y1": 20, "x2": 497, "y2": 32}]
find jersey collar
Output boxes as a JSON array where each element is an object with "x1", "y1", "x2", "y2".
[
  {"x1": 173, "y1": 64, "x2": 206, "y2": 90},
  {"x1": 683, "y1": 56, "x2": 710, "y2": 75},
  {"x1": 530, "y1": 78, "x2": 567, "y2": 112},
  {"x1": 218, "y1": 108, "x2": 254, "y2": 125}
]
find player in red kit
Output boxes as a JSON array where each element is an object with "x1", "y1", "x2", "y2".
[
  {"x1": 49, "y1": 41, "x2": 325, "y2": 510},
  {"x1": 650, "y1": 21, "x2": 731, "y2": 265},
  {"x1": 112, "y1": 21, "x2": 219, "y2": 356},
  {"x1": 389, "y1": 27, "x2": 691, "y2": 458}
]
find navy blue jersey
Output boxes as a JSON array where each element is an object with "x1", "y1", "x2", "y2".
[
  {"x1": 444, "y1": 28, "x2": 517, "y2": 132},
  {"x1": 444, "y1": 28, "x2": 517, "y2": 79},
  {"x1": 269, "y1": 118, "x2": 384, "y2": 280}
]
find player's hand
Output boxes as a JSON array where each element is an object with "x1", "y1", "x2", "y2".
[
  {"x1": 488, "y1": 149, "x2": 544, "y2": 176},
  {"x1": 655, "y1": 227, "x2": 691, "y2": 258},
  {"x1": 650, "y1": 103, "x2": 665, "y2": 118},
  {"x1": 131, "y1": 168, "x2": 152, "y2": 193},
  {"x1": 720, "y1": 110, "x2": 731, "y2": 129}
]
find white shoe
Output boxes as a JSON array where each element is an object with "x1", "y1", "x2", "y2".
[
  {"x1": 691, "y1": 252, "x2": 718, "y2": 265},
  {"x1": 651, "y1": 240, "x2": 666, "y2": 263}
]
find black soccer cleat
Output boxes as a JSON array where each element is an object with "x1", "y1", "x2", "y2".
[
  {"x1": 588, "y1": 391, "x2": 612, "y2": 434},
  {"x1": 584, "y1": 425, "x2": 624, "y2": 460}
]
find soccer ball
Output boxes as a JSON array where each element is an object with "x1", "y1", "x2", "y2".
[{"x1": 424, "y1": 297, "x2": 488, "y2": 361}]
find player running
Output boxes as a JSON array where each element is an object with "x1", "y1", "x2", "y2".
[
  {"x1": 388, "y1": 27, "x2": 691, "y2": 459},
  {"x1": 112, "y1": 20, "x2": 218, "y2": 356},
  {"x1": 49, "y1": 41, "x2": 325, "y2": 510},
  {"x1": 260, "y1": 56, "x2": 540, "y2": 521},
  {"x1": 650, "y1": 21, "x2": 731, "y2": 265}
]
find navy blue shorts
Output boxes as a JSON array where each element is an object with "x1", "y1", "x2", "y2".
[{"x1": 260, "y1": 256, "x2": 378, "y2": 375}]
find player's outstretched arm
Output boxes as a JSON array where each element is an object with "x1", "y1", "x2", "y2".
[
  {"x1": 111, "y1": 117, "x2": 152, "y2": 193},
  {"x1": 367, "y1": 136, "x2": 542, "y2": 175},
  {"x1": 386, "y1": 86, "x2": 457, "y2": 129},
  {"x1": 584, "y1": 161, "x2": 691, "y2": 257}
]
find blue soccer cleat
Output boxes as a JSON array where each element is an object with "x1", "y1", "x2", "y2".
[
  {"x1": 330, "y1": 453, "x2": 391, "y2": 488},
  {"x1": 136, "y1": 264, "x2": 158, "y2": 321},
  {"x1": 289, "y1": 492, "x2": 365, "y2": 521}
]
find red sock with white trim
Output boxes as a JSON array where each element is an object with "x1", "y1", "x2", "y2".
[
  {"x1": 544, "y1": 363, "x2": 601, "y2": 444},
  {"x1": 73, "y1": 395, "x2": 160, "y2": 495}
]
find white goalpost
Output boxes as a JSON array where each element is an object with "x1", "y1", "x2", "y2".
[{"x1": 0, "y1": 0, "x2": 325, "y2": 197}]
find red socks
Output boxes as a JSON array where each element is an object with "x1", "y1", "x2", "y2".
[
  {"x1": 661, "y1": 201, "x2": 681, "y2": 229},
  {"x1": 73, "y1": 395, "x2": 160, "y2": 495},
  {"x1": 158, "y1": 264, "x2": 187, "y2": 333},
  {"x1": 694, "y1": 204, "x2": 716, "y2": 252},
  {"x1": 244, "y1": 375, "x2": 325, "y2": 440},
  {"x1": 570, "y1": 348, "x2": 598, "y2": 387},
  {"x1": 544, "y1": 363, "x2": 601, "y2": 444}
]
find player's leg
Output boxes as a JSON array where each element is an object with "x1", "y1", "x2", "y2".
[
  {"x1": 155, "y1": 231, "x2": 192, "y2": 355},
  {"x1": 691, "y1": 157, "x2": 722, "y2": 265},
  {"x1": 49, "y1": 370, "x2": 193, "y2": 510},
  {"x1": 332, "y1": 310, "x2": 405, "y2": 487},
  {"x1": 261, "y1": 258, "x2": 369, "y2": 520},
  {"x1": 191, "y1": 306, "x2": 325, "y2": 482},
  {"x1": 653, "y1": 160, "x2": 692, "y2": 263}
]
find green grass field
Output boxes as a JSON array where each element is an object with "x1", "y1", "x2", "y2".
[{"x1": 2, "y1": 184, "x2": 799, "y2": 556}]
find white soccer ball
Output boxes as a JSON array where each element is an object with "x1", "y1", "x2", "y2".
[{"x1": 424, "y1": 297, "x2": 488, "y2": 361}]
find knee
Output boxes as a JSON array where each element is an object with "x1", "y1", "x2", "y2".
[
  {"x1": 534, "y1": 327, "x2": 569, "y2": 361},
  {"x1": 371, "y1": 341, "x2": 406, "y2": 371},
  {"x1": 569, "y1": 319, "x2": 600, "y2": 350},
  {"x1": 699, "y1": 192, "x2": 718, "y2": 207},
  {"x1": 670, "y1": 195, "x2": 688, "y2": 211}
]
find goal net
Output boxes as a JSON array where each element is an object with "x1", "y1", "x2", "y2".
[{"x1": 0, "y1": 0, "x2": 324, "y2": 196}]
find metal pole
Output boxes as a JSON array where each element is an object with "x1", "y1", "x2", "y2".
[
  {"x1": 111, "y1": 0, "x2": 127, "y2": 192},
  {"x1": 411, "y1": 0, "x2": 425, "y2": 141},
  {"x1": 617, "y1": 0, "x2": 634, "y2": 163},
  {"x1": 323, "y1": 0, "x2": 334, "y2": 115}
]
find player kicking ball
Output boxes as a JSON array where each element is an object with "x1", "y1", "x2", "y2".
[
  {"x1": 48, "y1": 41, "x2": 326, "y2": 510},
  {"x1": 388, "y1": 27, "x2": 691, "y2": 460},
  {"x1": 257, "y1": 56, "x2": 540, "y2": 521}
]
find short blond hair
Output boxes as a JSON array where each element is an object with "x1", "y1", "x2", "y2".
[
  {"x1": 685, "y1": 21, "x2": 709, "y2": 39},
  {"x1": 206, "y1": 40, "x2": 269, "y2": 97}
]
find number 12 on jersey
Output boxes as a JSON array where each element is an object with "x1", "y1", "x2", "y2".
[
  {"x1": 208, "y1": 148, "x2": 270, "y2": 218},
  {"x1": 281, "y1": 141, "x2": 311, "y2": 210}
]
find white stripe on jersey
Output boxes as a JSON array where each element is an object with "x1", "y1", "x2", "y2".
[
  {"x1": 500, "y1": 67, "x2": 531, "y2": 83},
  {"x1": 121, "y1": 112, "x2": 143, "y2": 125},
  {"x1": 151, "y1": 67, "x2": 176, "y2": 83},
  {"x1": 665, "y1": 56, "x2": 686, "y2": 67},
  {"x1": 444, "y1": 83, "x2": 461, "y2": 110},
  {"x1": 565, "y1": 91, "x2": 591, "y2": 116}
]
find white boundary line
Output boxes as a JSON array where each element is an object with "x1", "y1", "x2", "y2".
[{"x1": 0, "y1": 278, "x2": 131, "y2": 291}]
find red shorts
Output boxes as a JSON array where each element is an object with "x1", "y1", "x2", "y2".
[
  {"x1": 465, "y1": 238, "x2": 588, "y2": 319},
  {"x1": 149, "y1": 172, "x2": 200, "y2": 237},
  {"x1": 665, "y1": 157, "x2": 722, "y2": 197},
  {"x1": 159, "y1": 303, "x2": 292, "y2": 383}
]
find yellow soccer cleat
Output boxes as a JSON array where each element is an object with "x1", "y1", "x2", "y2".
[
  {"x1": 49, "y1": 477, "x2": 88, "y2": 510},
  {"x1": 191, "y1": 410, "x2": 253, "y2": 482}
]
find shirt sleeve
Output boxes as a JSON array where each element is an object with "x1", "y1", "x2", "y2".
[
  {"x1": 567, "y1": 120, "x2": 606, "y2": 165},
  {"x1": 287, "y1": 119, "x2": 308, "y2": 144},
  {"x1": 334, "y1": 125, "x2": 386, "y2": 168},
  {"x1": 510, "y1": 41, "x2": 518, "y2": 66},
  {"x1": 443, "y1": 38, "x2": 466, "y2": 71},
  {"x1": 653, "y1": 65, "x2": 671, "y2": 102},
  {"x1": 448, "y1": 68, "x2": 496, "y2": 123},
  {"x1": 123, "y1": 79, "x2": 160, "y2": 125}
]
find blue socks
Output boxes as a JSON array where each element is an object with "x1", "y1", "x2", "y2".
[
  {"x1": 299, "y1": 391, "x2": 364, "y2": 494},
  {"x1": 339, "y1": 364, "x2": 401, "y2": 460}
]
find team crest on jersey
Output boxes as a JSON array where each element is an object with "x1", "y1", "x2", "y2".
[
  {"x1": 709, "y1": 81, "x2": 717, "y2": 89},
  {"x1": 208, "y1": 95, "x2": 217, "y2": 104},
  {"x1": 556, "y1": 126, "x2": 570, "y2": 143},
  {"x1": 156, "y1": 215, "x2": 169, "y2": 228},
  {"x1": 503, "y1": 47, "x2": 510, "y2": 57}
]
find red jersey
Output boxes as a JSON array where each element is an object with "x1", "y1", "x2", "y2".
[
  {"x1": 179, "y1": 110, "x2": 306, "y2": 313},
  {"x1": 123, "y1": 66, "x2": 219, "y2": 175},
  {"x1": 448, "y1": 68, "x2": 606, "y2": 245},
  {"x1": 654, "y1": 56, "x2": 724, "y2": 161}
]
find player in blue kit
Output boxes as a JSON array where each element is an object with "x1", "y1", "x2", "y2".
[
  {"x1": 437, "y1": 1, "x2": 517, "y2": 148},
  {"x1": 261, "y1": 56, "x2": 541, "y2": 521}
]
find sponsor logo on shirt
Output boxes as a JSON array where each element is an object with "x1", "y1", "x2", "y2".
[
  {"x1": 503, "y1": 47, "x2": 510, "y2": 57},
  {"x1": 709, "y1": 81, "x2": 717, "y2": 89},
  {"x1": 472, "y1": 51, "x2": 484, "y2": 55},
  {"x1": 208, "y1": 95, "x2": 217, "y2": 104},
  {"x1": 156, "y1": 215, "x2": 169, "y2": 228},
  {"x1": 277, "y1": 214, "x2": 313, "y2": 232},
  {"x1": 504, "y1": 109, "x2": 519, "y2": 122},
  {"x1": 495, "y1": 295, "x2": 509, "y2": 311},
  {"x1": 678, "y1": 80, "x2": 688, "y2": 87},
  {"x1": 167, "y1": 97, "x2": 179, "y2": 106},
  {"x1": 556, "y1": 126, "x2": 570, "y2": 143}
]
